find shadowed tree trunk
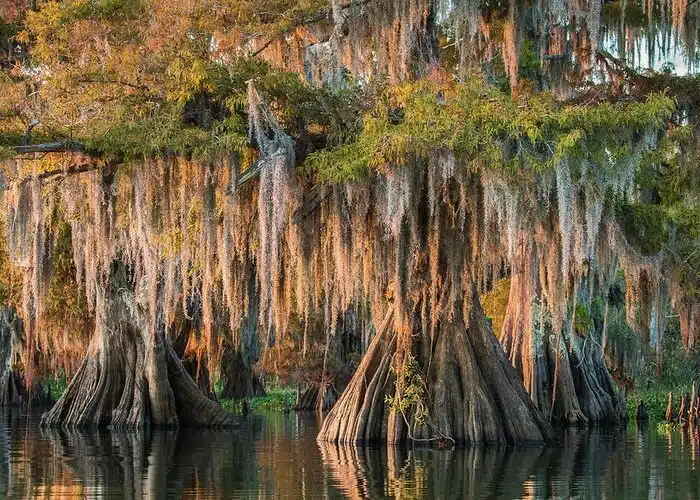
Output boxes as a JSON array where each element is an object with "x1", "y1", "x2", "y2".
[
  {"x1": 221, "y1": 349, "x2": 265, "y2": 399},
  {"x1": 40, "y1": 266, "x2": 235, "y2": 429},
  {"x1": 0, "y1": 306, "x2": 52, "y2": 407},
  {"x1": 679, "y1": 299, "x2": 699, "y2": 351},
  {"x1": 295, "y1": 309, "x2": 360, "y2": 412},
  {"x1": 0, "y1": 307, "x2": 22, "y2": 407},
  {"x1": 295, "y1": 383, "x2": 338, "y2": 412},
  {"x1": 500, "y1": 234, "x2": 625, "y2": 426},
  {"x1": 318, "y1": 289, "x2": 553, "y2": 444},
  {"x1": 221, "y1": 277, "x2": 265, "y2": 399}
]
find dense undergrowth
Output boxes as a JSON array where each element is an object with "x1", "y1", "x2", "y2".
[
  {"x1": 626, "y1": 322, "x2": 700, "y2": 421},
  {"x1": 220, "y1": 387, "x2": 297, "y2": 413}
]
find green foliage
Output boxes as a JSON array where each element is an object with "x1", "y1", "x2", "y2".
[
  {"x1": 574, "y1": 302, "x2": 594, "y2": 337},
  {"x1": 616, "y1": 202, "x2": 669, "y2": 255},
  {"x1": 481, "y1": 278, "x2": 511, "y2": 335},
  {"x1": 221, "y1": 387, "x2": 297, "y2": 413},
  {"x1": 305, "y1": 77, "x2": 674, "y2": 183},
  {"x1": 385, "y1": 355, "x2": 430, "y2": 427},
  {"x1": 86, "y1": 103, "x2": 248, "y2": 162},
  {"x1": 518, "y1": 40, "x2": 542, "y2": 84},
  {"x1": 626, "y1": 318, "x2": 700, "y2": 421},
  {"x1": 627, "y1": 389, "x2": 680, "y2": 422},
  {"x1": 69, "y1": 0, "x2": 147, "y2": 23},
  {"x1": 47, "y1": 374, "x2": 68, "y2": 401}
]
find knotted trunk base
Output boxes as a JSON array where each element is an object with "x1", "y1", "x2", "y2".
[
  {"x1": 502, "y1": 308, "x2": 626, "y2": 426},
  {"x1": 40, "y1": 287, "x2": 235, "y2": 429},
  {"x1": 318, "y1": 295, "x2": 553, "y2": 444}
]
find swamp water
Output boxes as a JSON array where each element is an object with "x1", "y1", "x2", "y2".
[{"x1": 0, "y1": 409, "x2": 698, "y2": 499}]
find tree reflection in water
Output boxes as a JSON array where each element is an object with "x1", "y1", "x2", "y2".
[
  {"x1": 318, "y1": 426, "x2": 700, "y2": 499},
  {"x1": 0, "y1": 410, "x2": 699, "y2": 498}
]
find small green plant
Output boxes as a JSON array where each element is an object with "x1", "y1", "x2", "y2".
[
  {"x1": 47, "y1": 375, "x2": 68, "y2": 401},
  {"x1": 385, "y1": 354, "x2": 454, "y2": 444},
  {"x1": 385, "y1": 355, "x2": 430, "y2": 427}
]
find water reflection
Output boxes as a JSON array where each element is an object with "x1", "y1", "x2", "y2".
[{"x1": 0, "y1": 409, "x2": 699, "y2": 499}]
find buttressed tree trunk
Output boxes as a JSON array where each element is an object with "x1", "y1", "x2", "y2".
[
  {"x1": 41, "y1": 267, "x2": 235, "y2": 429},
  {"x1": 0, "y1": 306, "x2": 52, "y2": 407},
  {"x1": 170, "y1": 317, "x2": 218, "y2": 402},
  {"x1": 500, "y1": 233, "x2": 625, "y2": 426},
  {"x1": 315, "y1": 164, "x2": 553, "y2": 445},
  {"x1": 0, "y1": 306, "x2": 22, "y2": 406},
  {"x1": 295, "y1": 383, "x2": 338, "y2": 412},
  {"x1": 318, "y1": 292, "x2": 552, "y2": 444}
]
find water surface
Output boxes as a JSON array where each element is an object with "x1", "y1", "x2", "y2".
[{"x1": 0, "y1": 409, "x2": 698, "y2": 499}]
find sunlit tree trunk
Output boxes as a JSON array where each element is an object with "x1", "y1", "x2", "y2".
[
  {"x1": 41, "y1": 265, "x2": 235, "y2": 429},
  {"x1": 318, "y1": 290, "x2": 553, "y2": 444}
]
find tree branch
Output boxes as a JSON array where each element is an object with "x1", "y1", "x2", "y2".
[
  {"x1": 235, "y1": 161, "x2": 262, "y2": 188},
  {"x1": 248, "y1": 0, "x2": 372, "y2": 58},
  {"x1": 35, "y1": 163, "x2": 99, "y2": 181},
  {"x1": 292, "y1": 184, "x2": 330, "y2": 224},
  {"x1": 13, "y1": 141, "x2": 85, "y2": 155},
  {"x1": 75, "y1": 77, "x2": 153, "y2": 93}
]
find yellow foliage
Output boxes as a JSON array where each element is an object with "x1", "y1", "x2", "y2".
[{"x1": 481, "y1": 278, "x2": 511, "y2": 336}]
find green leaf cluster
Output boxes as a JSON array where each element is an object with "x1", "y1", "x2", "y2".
[{"x1": 305, "y1": 77, "x2": 675, "y2": 183}]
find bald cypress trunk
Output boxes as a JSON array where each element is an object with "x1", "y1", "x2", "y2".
[
  {"x1": 0, "y1": 307, "x2": 21, "y2": 407},
  {"x1": 0, "y1": 306, "x2": 52, "y2": 407},
  {"x1": 295, "y1": 383, "x2": 338, "y2": 412},
  {"x1": 500, "y1": 234, "x2": 625, "y2": 426},
  {"x1": 40, "y1": 269, "x2": 235, "y2": 429},
  {"x1": 318, "y1": 290, "x2": 553, "y2": 444},
  {"x1": 221, "y1": 349, "x2": 265, "y2": 400},
  {"x1": 220, "y1": 283, "x2": 265, "y2": 400}
]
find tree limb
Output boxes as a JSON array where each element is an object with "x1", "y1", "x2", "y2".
[
  {"x1": 13, "y1": 141, "x2": 85, "y2": 155},
  {"x1": 235, "y1": 161, "x2": 262, "y2": 188},
  {"x1": 35, "y1": 163, "x2": 99, "y2": 181},
  {"x1": 248, "y1": 0, "x2": 372, "y2": 58}
]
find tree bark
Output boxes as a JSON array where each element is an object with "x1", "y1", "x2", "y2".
[
  {"x1": 170, "y1": 324, "x2": 218, "y2": 402},
  {"x1": 40, "y1": 273, "x2": 235, "y2": 429},
  {"x1": 679, "y1": 299, "x2": 699, "y2": 351},
  {"x1": 221, "y1": 348, "x2": 266, "y2": 399},
  {"x1": 0, "y1": 307, "x2": 22, "y2": 407},
  {"x1": 317, "y1": 290, "x2": 553, "y2": 444},
  {"x1": 295, "y1": 383, "x2": 338, "y2": 411},
  {"x1": 0, "y1": 306, "x2": 52, "y2": 407}
]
